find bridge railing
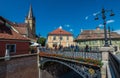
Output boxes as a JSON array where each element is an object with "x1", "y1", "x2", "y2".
[
  {"x1": 109, "y1": 52, "x2": 120, "y2": 78},
  {"x1": 39, "y1": 48, "x2": 102, "y2": 61}
]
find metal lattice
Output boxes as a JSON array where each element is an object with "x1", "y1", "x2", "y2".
[{"x1": 40, "y1": 58, "x2": 101, "y2": 78}]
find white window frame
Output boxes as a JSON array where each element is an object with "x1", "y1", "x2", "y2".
[{"x1": 6, "y1": 44, "x2": 16, "y2": 53}]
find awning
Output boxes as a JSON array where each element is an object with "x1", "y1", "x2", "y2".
[{"x1": 30, "y1": 42, "x2": 40, "y2": 46}]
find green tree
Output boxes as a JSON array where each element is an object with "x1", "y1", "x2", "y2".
[{"x1": 37, "y1": 37, "x2": 46, "y2": 46}]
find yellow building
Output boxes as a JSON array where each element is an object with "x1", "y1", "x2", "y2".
[
  {"x1": 75, "y1": 27, "x2": 120, "y2": 50},
  {"x1": 47, "y1": 27, "x2": 74, "y2": 49}
]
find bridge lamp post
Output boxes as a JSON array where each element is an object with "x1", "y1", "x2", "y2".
[
  {"x1": 108, "y1": 26, "x2": 112, "y2": 45},
  {"x1": 94, "y1": 8, "x2": 115, "y2": 47}
]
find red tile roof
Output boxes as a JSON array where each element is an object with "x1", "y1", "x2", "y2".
[
  {"x1": 0, "y1": 18, "x2": 29, "y2": 41},
  {"x1": 13, "y1": 23, "x2": 28, "y2": 35},
  {"x1": 0, "y1": 16, "x2": 28, "y2": 35},
  {"x1": 75, "y1": 29, "x2": 120, "y2": 41},
  {"x1": 48, "y1": 28, "x2": 72, "y2": 36}
]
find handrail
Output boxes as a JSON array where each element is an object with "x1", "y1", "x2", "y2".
[
  {"x1": 40, "y1": 54, "x2": 101, "y2": 68},
  {"x1": 39, "y1": 47, "x2": 100, "y2": 53},
  {"x1": 0, "y1": 53, "x2": 38, "y2": 60},
  {"x1": 109, "y1": 52, "x2": 120, "y2": 78},
  {"x1": 40, "y1": 48, "x2": 102, "y2": 61}
]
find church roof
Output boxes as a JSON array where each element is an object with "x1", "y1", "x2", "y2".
[
  {"x1": 0, "y1": 17, "x2": 29, "y2": 41},
  {"x1": 48, "y1": 27, "x2": 72, "y2": 36},
  {"x1": 27, "y1": 5, "x2": 34, "y2": 19},
  {"x1": 75, "y1": 29, "x2": 120, "y2": 41}
]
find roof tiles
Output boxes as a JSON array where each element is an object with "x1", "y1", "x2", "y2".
[
  {"x1": 76, "y1": 29, "x2": 120, "y2": 40},
  {"x1": 0, "y1": 17, "x2": 29, "y2": 41},
  {"x1": 49, "y1": 28, "x2": 72, "y2": 36},
  {"x1": 13, "y1": 23, "x2": 28, "y2": 35}
]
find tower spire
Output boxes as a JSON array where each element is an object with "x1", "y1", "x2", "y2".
[
  {"x1": 25, "y1": 4, "x2": 36, "y2": 39},
  {"x1": 27, "y1": 4, "x2": 34, "y2": 18}
]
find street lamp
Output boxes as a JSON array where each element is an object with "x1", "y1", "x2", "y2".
[
  {"x1": 108, "y1": 26, "x2": 112, "y2": 45},
  {"x1": 95, "y1": 8, "x2": 115, "y2": 47}
]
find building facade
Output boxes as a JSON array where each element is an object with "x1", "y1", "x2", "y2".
[
  {"x1": 0, "y1": 17, "x2": 30, "y2": 57},
  {"x1": 47, "y1": 27, "x2": 74, "y2": 49},
  {"x1": 75, "y1": 27, "x2": 120, "y2": 50}
]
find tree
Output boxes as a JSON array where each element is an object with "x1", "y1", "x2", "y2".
[{"x1": 37, "y1": 37, "x2": 46, "y2": 46}]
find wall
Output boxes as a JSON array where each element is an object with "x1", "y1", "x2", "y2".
[
  {"x1": 47, "y1": 35, "x2": 74, "y2": 48},
  {"x1": 76, "y1": 39, "x2": 120, "y2": 50},
  {"x1": 0, "y1": 54, "x2": 39, "y2": 78},
  {"x1": 25, "y1": 18, "x2": 35, "y2": 38},
  {"x1": 0, "y1": 40, "x2": 29, "y2": 57}
]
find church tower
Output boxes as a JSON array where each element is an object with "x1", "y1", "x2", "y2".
[{"x1": 25, "y1": 5, "x2": 36, "y2": 38}]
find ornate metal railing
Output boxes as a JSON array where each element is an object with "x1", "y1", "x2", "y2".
[
  {"x1": 39, "y1": 48, "x2": 102, "y2": 61},
  {"x1": 109, "y1": 52, "x2": 120, "y2": 78}
]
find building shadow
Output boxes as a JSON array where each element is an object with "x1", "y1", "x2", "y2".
[{"x1": 0, "y1": 59, "x2": 7, "y2": 78}]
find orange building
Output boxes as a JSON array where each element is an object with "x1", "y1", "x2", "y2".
[{"x1": 47, "y1": 27, "x2": 74, "y2": 49}]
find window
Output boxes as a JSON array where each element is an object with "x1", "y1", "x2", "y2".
[
  {"x1": 6, "y1": 44, "x2": 16, "y2": 53},
  {"x1": 67, "y1": 36, "x2": 69, "y2": 40},
  {"x1": 60, "y1": 36, "x2": 63, "y2": 40},
  {"x1": 53, "y1": 36, "x2": 56, "y2": 40}
]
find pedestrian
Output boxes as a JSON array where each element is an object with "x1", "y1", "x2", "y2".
[
  {"x1": 85, "y1": 45, "x2": 89, "y2": 52},
  {"x1": 55, "y1": 45, "x2": 57, "y2": 50}
]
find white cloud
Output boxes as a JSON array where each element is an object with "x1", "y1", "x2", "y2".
[
  {"x1": 114, "y1": 30, "x2": 120, "y2": 34},
  {"x1": 65, "y1": 24, "x2": 70, "y2": 27},
  {"x1": 85, "y1": 16, "x2": 89, "y2": 20},
  {"x1": 70, "y1": 29, "x2": 73, "y2": 32},
  {"x1": 93, "y1": 12, "x2": 100, "y2": 16},
  {"x1": 98, "y1": 24, "x2": 104, "y2": 27},
  {"x1": 85, "y1": 11, "x2": 100, "y2": 20},
  {"x1": 107, "y1": 20, "x2": 115, "y2": 24},
  {"x1": 97, "y1": 20, "x2": 115, "y2": 28}
]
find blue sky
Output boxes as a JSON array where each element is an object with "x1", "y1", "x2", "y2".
[{"x1": 0, "y1": 0, "x2": 120, "y2": 37}]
